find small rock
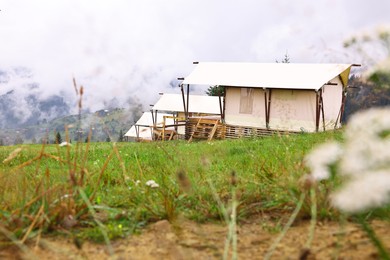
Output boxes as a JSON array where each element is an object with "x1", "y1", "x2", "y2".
[
  {"x1": 151, "y1": 220, "x2": 172, "y2": 233},
  {"x1": 61, "y1": 215, "x2": 77, "y2": 229}
]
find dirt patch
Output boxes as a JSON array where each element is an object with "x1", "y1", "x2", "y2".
[{"x1": 2, "y1": 218, "x2": 390, "y2": 259}]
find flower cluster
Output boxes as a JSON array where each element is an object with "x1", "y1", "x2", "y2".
[
  {"x1": 305, "y1": 108, "x2": 390, "y2": 214},
  {"x1": 304, "y1": 142, "x2": 342, "y2": 181},
  {"x1": 145, "y1": 180, "x2": 159, "y2": 188}
]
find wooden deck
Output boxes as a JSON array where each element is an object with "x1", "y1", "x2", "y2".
[{"x1": 185, "y1": 117, "x2": 297, "y2": 141}]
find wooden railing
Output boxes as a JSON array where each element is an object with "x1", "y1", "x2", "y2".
[{"x1": 153, "y1": 115, "x2": 187, "y2": 141}]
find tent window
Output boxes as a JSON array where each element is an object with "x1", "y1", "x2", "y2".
[{"x1": 239, "y1": 88, "x2": 254, "y2": 114}]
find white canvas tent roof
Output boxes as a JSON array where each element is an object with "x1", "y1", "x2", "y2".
[
  {"x1": 152, "y1": 93, "x2": 221, "y2": 115},
  {"x1": 182, "y1": 62, "x2": 353, "y2": 91},
  {"x1": 124, "y1": 112, "x2": 174, "y2": 139}
]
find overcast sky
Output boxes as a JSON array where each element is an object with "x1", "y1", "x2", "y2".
[{"x1": 0, "y1": 0, "x2": 389, "y2": 112}]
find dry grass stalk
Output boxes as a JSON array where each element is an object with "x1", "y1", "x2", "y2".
[
  {"x1": 112, "y1": 143, "x2": 127, "y2": 183},
  {"x1": 3, "y1": 148, "x2": 23, "y2": 164},
  {"x1": 21, "y1": 204, "x2": 44, "y2": 244}
]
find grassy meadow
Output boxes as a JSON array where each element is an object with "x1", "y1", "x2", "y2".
[
  {"x1": 0, "y1": 131, "x2": 348, "y2": 246},
  {"x1": 4, "y1": 128, "x2": 390, "y2": 259}
]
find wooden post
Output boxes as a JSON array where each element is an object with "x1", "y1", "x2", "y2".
[
  {"x1": 339, "y1": 89, "x2": 347, "y2": 126},
  {"x1": 266, "y1": 89, "x2": 272, "y2": 129},
  {"x1": 264, "y1": 89, "x2": 268, "y2": 128},
  {"x1": 180, "y1": 84, "x2": 187, "y2": 119},
  {"x1": 315, "y1": 91, "x2": 320, "y2": 132},
  {"x1": 268, "y1": 90, "x2": 272, "y2": 121},
  {"x1": 222, "y1": 86, "x2": 226, "y2": 123},
  {"x1": 151, "y1": 110, "x2": 155, "y2": 126},
  {"x1": 218, "y1": 89, "x2": 223, "y2": 121},
  {"x1": 320, "y1": 90, "x2": 325, "y2": 131},
  {"x1": 186, "y1": 84, "x2": 190, "y2": 119}
]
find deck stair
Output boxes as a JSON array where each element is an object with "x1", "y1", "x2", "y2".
[{"x1": 188, "y1": 118, "x2": 220, "y2": 142}]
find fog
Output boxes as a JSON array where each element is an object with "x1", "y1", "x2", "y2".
[{"x1": 0, "y1": 0, "x2": 389, "y2": 115}]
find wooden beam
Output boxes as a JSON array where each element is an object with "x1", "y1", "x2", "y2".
[
  {"x1": 320, "y1": 91, "x2": 325, "y2": 131},
  {"x1": 218, "y1": 93, "x2": 223, "y2": 121},
  {"x1": 315, "y1": 91, "x2": 320, "y2": 132},
  {"x1": 339, "y1": 90, "x2": 347, "y2": 126},
  {"x1": 186, "y1": 84, "x2": 190, "y2": 119},
  {"x1": 151, "y1": 110, "x2": 156, "y2": 141},
  {"x1": 264, "y1": 89, "x2": 268, "y2": 128},
  {"x1": 135, "y1": 125, "x2": 139, "y2": 139},
  {"x1": 222, "y1": 87, "x2": 226, "y2": 123},
  {"x1": 180, "y1": 84, "x2": 187, "y2": 119},
  {"x1": 151, "y1": 110, "x2": 155, "y2": 126},
  {"x1": 266, "y1": 89, "x2": 272, "y2": 129}
]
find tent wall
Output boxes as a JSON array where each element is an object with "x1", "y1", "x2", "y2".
[
  {"x1": 268, "y1": 89, "x2": 317, "y2": 132},
  {"x1": 321, "y1": 76, "x2": 343, "y2": 130},
  {"x1": 223, "y1": 75, "x2": 344, "y2": 132},
  {"x1": 225, "y1": 88, "x2": 266, "y2": 128},
  {"x1": 225, "y1": 87, "x2": 318, "y2": 132}
]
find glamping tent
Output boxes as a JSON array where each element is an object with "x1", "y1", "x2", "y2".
[
  {"x1": 125, "y1": 93, "x2": 222, "y2": 141},
  {"x1": 151, "y1": 93, "x2": 222, "y2": 136},
  {"x1": 180, "y1": 62, "x2": 358, "y2": 134},
  {"x1": 124, "y1": 112, "x2": 175, "y2": 141}
]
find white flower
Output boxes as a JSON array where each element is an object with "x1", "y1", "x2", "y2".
[
  {"x1": 145, "y1": 180, "x2": 159, "y2": 188},
  {"x1": 331, "y1": 171, "x2": 390, "y2": 213},
  {"x1": 340, "y1": 108, "x2": 390, "y2": 176},
  {"x1": 304, "y1": 142, "x2": 342, "y2": 181},
  {"x1": 344, "y1": 108, "x2": 390, "y2": 140},
  {"x1": 304, "y1": 107, "x2": 390, "y2": 214},
  {"x1": 135, "y1": 180, "x2": 141, "y2": 185}
]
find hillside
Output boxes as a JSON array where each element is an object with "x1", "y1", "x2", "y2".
[{"x1": 0, "y1": 106, "x2": 142, "y2": 145}]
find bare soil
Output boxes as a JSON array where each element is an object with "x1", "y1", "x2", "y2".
[{"x1": 2, "y1": 216, "x2": 390, "y2": 260}]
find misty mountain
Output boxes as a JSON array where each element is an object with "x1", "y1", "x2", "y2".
[
  {"x1": 0, "y1": 89, "x2": 71, "y2": 128},
  {"x1": 0, "y1": 106, "x2": 142, "y2": 146},
  {"x1": 0, "y1": 67, "x2": 145, "y2": 145},
  {"x1": 0, "y1": 68, "x2": 71, "y2": 129}
]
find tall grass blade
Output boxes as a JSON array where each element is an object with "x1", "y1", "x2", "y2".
[
  {"x1": 358, "y1": 215, "x2": 390, "y2": 260},
  {"x1": 264, "y1": 192, "x2": 306, "y2": 260},
  {"x1": 305, "y1": 187, "x2": 317, "y2": 249},
  {"x1": 78, "y1": 187, "x2": 114, "y2": 256}
]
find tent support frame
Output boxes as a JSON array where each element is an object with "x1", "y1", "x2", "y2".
[
  {"x1": 315, "y1": 89, "x2": 325, "y2": 132},
  {"x1": 264, "y1": 89, "x2": 272, "y2": 129},
  {"x1": 180, "y1": 84, "x2": 187, "y2": 119}
]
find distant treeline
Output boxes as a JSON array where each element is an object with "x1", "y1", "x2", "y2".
[{"x1": 344, "y1": 75, "x2": 390, "y2": 122}]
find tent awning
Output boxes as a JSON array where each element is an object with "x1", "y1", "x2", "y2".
[{"x1": 182, "y1": 62, "x2": 353, "y2": 91}]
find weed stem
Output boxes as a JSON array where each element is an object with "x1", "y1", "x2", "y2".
[
  {"x1": 264, "y1": 192, "x2": 306, "y2": 260},
  {"x1": 305, "y1": 187, "x2": 317, "y2": 249},
  {"x1": 358, "y1": 215, "x2": 390, "y2": 260}
]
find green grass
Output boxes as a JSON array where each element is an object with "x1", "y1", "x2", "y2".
[{"x1": 0, "y1": 131, "x2": 346, "y2": 244}]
